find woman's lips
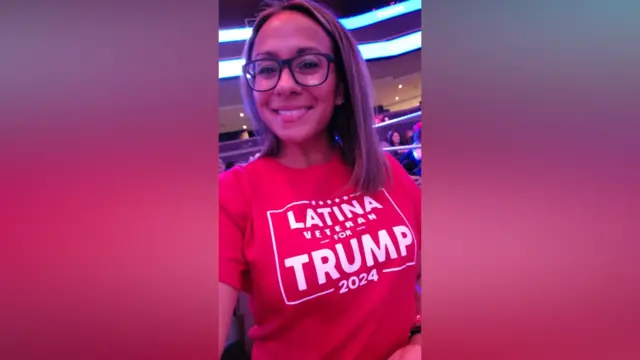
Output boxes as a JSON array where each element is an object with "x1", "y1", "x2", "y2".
[{"x1": 273, "y1": 107, "x2": 311, "y2": 123}]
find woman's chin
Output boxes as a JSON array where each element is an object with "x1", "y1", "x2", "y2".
[
  {"x1": 275, "y1": 129, "x2": 324, "y2": 146},
  {"x1": 277, "y1": 134, "x2": 311, "y2": 145}
]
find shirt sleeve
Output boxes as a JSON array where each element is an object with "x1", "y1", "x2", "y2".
[
  {"x1": 386, "y1": 152, "x2": 422, "y2": 251},
  {"x1": 219, "y1": 166, "x2": 251, "y2": 293}
]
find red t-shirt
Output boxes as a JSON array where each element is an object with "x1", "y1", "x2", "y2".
[{"x1": 219, "y1": 152, "x2": 421, "y2": 360}]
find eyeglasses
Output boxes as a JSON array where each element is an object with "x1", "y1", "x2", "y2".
[{"x1": 242, "y1": 53, "x2": 335, "y2": 92}]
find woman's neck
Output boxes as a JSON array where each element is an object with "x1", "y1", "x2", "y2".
[{"x1": 277, "y1": 135, "x2": 336, "y2": 169}]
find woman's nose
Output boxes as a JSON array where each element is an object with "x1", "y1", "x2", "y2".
[{"x1": 274, "y1": 68, "x2": 301, "y2": 95}]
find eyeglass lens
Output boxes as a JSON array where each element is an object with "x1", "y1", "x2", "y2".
[{"x1": 246, "y1": 54, "x2": 330, "y2": 91}]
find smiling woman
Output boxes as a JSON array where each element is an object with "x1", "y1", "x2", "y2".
[
  {"x1": 218, "y1": 1, "x2": 422, "y2": 360},
  {"x1": 239, "y1": 1, "x2": 388, "y2": 188}
]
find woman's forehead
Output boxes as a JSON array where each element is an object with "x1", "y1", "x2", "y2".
[{"x1": 252, "y1": 11, "x2": 332, "y2": 58}]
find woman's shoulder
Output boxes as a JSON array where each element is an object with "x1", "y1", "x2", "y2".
[
  {"x1": 219, "y1": 156, "x2": 274, "y2": 190},
  {"x1": 218, "y1": 161, "x2": 262, "y2": 216}
]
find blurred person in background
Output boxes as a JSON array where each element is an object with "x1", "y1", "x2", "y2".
[
  {"x1": 374, "y1": 113, "x2": 389, "y2": 125},
  {"x1": 218, "y1": 1, "x2": 421, "y2": 359},
  {"x1": 400, "y1": 122, "x2": 422, "y2": 177},
  {"x1": 219, "y1": 158, "x2": 226, "y2": 173},
  {"x1": 225, "y1": 161, "x2": 238, "y2": 171},
  {"x1": 387, "y1": 130, "x2": 408, "y2": 160},
  {"x1": 403, "y1": 129, "x2": 413, "y2": 145}
]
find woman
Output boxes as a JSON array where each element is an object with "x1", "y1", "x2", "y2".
[
  {"x1": 219, "y1": 1, "x2": 421, "y2": 359},
  {"x1": 387, "y1": 130, "x2": 408, "y2": 160}
]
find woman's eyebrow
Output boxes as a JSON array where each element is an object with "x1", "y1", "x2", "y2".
[
  {"x1": 254, "y1": 51, "x2": 278, "y2": 59},
  {"x1": 253, "y1": 47, "x2": 325, "y2": 59},
  {"x1": 296, "y1": 47, "x2": 324, "y2": 55}
]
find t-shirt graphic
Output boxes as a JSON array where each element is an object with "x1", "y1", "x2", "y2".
[{"x1": 266, "y1": 189, "x2": 417, "y2": 305}]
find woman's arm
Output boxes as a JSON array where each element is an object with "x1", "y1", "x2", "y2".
[{"x1": 218, "y1": 283, "x2": 239, "y2": 358}]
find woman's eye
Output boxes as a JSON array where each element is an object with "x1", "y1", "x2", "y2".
[
  {"x1": 297, "y1": 61, "x2": 319, "y2": 70},
  {"x1": 256, "y1": 66, "x2": 278, "y2": 76}
]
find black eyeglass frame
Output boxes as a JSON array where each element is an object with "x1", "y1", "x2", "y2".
[{"x1": 242, "y1": 53, "x2": 335, "y2": 92}]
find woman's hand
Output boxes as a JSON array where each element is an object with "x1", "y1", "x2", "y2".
[
  {"x1": 248, "y1": 152, "x2": 260, "y2": 162},
  {"x1": 387, "y1": 344, "x2": 421, "y2": 360}
]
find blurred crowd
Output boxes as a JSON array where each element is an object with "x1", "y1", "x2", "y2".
[{"x1": 381, "y1": 121, "x2": 422, "y2": 176}]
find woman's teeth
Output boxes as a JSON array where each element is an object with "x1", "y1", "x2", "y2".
[{"x1": 277, "y1": 109, "x2": 308, "y2": 116}]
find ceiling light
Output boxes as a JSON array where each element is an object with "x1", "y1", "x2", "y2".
[
  {"x1": 240, "y1": 113, "x2": 244, "y2": 117},
  {"x1": 395, "y1": 96, "x2": 399, "y2": 100},
  {"x1": 398, "y1": 84, "x2": 403, "y2": 89},
  {"x1": 242, "y1": 125, "x2": 247, "y2": 129}
]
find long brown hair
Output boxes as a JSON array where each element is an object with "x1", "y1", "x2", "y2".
[{"x1": 240, "y1": 0, "x2": 389, "y2": 194}]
